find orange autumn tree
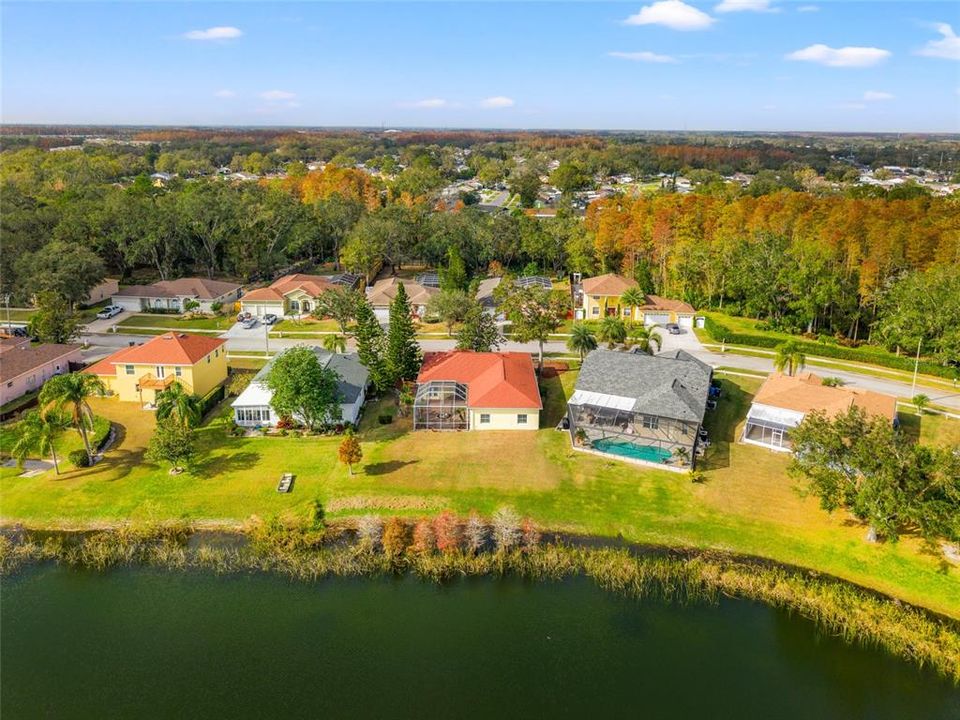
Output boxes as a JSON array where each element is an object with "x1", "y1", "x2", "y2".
[{"x1": 283, "y1": 164, "x2": 381, "y2": 210}]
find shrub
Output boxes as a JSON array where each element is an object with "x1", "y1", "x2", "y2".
[
  {"x1": 492, "y1": 507, "x2": 522, "y2": 552},
  {"x1": 521, "y1": 518, "x2": 541, "y2": 550},
  {"x1": 464, "y1": 512, "x2": 489, "y2": 554},
  {"x1": 433, "y1": 510, "x2": 462, "y2": 553},
  {"x1": 411, "y1": 519, "x2": 436, "y2": 554},
  {"x1": 382, "y1": 517, "x2": 411, "y2": 558},
  {"x1": 821, "y1": 377, "x2": 845, "y2": 387},
  {"x1": 68, "y1": 449, "x2": 90, "y2": 468},
  {"x1": 356, "y1": 515, "x2": 383, "y2": 549},
  {"x1": 377, "y1": 414, "x2": 393, "y2": 425},
  {"x1": 210, "y1": 301, "x2": 223, "y2": 314}
]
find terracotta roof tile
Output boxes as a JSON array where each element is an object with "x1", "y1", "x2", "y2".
[
  {"x1": 417, "y1": 351, "x2": 542, "y2": 409},
  {"x1": 753, "y1": 372, "x2": 897, "y2": 421},
  {"x1": 581, "y1": 273, "x2": 637, "y2": 296},
  {"x1": 85, "y1": 333, "x2": 225, "y2": 371}
]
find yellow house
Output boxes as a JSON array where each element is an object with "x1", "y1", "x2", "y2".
[
  {"x1": 579, "y1": 273, "x2": 696, "y2": 327},
  {"x1": 86, "y1": 332, "x2": 228, "y2": 405}
]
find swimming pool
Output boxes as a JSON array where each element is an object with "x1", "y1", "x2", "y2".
[{"x1": 592, "y1": 438, "x2": 672, "y2": 463}]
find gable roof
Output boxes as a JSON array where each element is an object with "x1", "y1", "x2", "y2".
[
  {"x1": 639, "y1": 295, "x2": 696, "y2": 313},
  {"x1": 752, "y1": 372, "x2": 897, "y2": 421},
  {"x1": 243, "y1": 274, "x2": 336, "y2": 303},
  {"x1": 114, "y1": 278, "x2": 239, "y2": 300},
  {"x1": 417, "y1": 351, "x2": 542, "y2": 410},
  {"x1": 232, "y1": 348, "x2": 369, "y2": 408},
  {"x1": 85, "y1": 333, "x2": 225, "y2": 373},
  {"x1": 581, "y1": 273, "x2": 637, "y2": 296},
  {"x1": 0, "y1": 343, "x2": 82, "y2": 382},
  {"x1": 570, "y1": 349, "x2": 712, "y2": 423},
  {"x1": 366, "y1": 277, "x2": 439, "y2": 307}
]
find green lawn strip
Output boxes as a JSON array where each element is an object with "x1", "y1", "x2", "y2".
[
  {"x1": 118, "y1": 314, "x2": 234, "y2": 331},
  {"x1": 0, "y1": 416, "x2": 111, "y2": 469},
  {"x1": 272, "y1": 318, "x2": 347, "y2": 334},
  {"x1": 1, "y1": 381, "x2": 958, "y2": 618},
  {"x1": 1, "y1": 309, "x2": 36, "y2": 323}
]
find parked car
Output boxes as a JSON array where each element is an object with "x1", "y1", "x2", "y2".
[
  {"x1": 664, "y1": 323, "x2": 681, "y2": 335},
  {"x1": 96, "y1": 305, "x2": 124, "y2": 320},
  {"x1": 263, "y1": 313, "x2": 278, "y2": 325},
  {"x1": 241, "y1": 317, "x2": 259, "y2": 330},
  {"x1": 237, "y1": 311, "x2": 252, "y2": 322},
  {"x1": 698, "y1": 427, "x2": 709, "y2": 441},
  {"x1": 706, "y1": 399, "x2": 718, "y2": 411}
]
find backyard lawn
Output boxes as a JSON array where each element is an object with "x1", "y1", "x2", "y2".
[{"x1": 1, "y1": 374, "x2": 958, "y2": 618}]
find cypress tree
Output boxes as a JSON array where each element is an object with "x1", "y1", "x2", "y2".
[
  {"x1": 386, "y1": 282, "x2": 422, "y2": 384},
  {"x1": 354, "y1": 295, "x2": 389, "y2": 392},
  {"x1": 455, "y1": 305, "x2": 503, "y2": 352},
  {"x1": 441, "y1": 245, "x2": 469, "y2": 292}
]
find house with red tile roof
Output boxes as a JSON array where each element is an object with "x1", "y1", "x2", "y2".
[
  {"x1": 85, "y1": 332, "x2": 227, "y2": 406},
  {"x1": 240, "y1": 274, "x2": 363, "y2": 318},
  {"x1": 413, "y1": 351, "x2": 541, "y2": 431}
]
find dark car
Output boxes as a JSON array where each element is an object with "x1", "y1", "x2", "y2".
[{"x1": 664, "y1": 323, "x2": 681, "y2": 335}]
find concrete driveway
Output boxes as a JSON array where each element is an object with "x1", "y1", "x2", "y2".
[{"x1": 83, "y1": 309, "x2": 131, "y2": 334}]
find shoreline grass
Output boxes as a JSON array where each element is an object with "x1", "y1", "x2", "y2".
[{"x1": 2, "y1": 523, "x2": 957, "y2": 683}]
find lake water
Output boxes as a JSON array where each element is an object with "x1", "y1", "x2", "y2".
[{"x1": 2, "y1": 566, "x2": 958, "y2": 719}]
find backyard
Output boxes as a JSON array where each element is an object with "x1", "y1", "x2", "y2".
[{"x1": 1, "y1": 370, "x2": 958, "y2": 618}]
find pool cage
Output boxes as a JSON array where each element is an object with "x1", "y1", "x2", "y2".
[
  {"x1": 415, "y1": 272, "x2": 441, "y2": 289},
  {"x1": 413, "y1": 380, "x2": 469, "y2": 430},
  {"x1": 514, "y1": 276, "x2": 552, "y2": 290}
]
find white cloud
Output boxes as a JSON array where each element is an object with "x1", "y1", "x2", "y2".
[
  {"x1": 608, "y1": 51, "x2": 679, "y2": 63},
  {"x1": 863, "y1": 90, "x2": 894, "y2": 101},
  {"x1": 715, "y1": 0, "x2": 775, "y2": 14},
  {"x1": 623, "y1": 1, "x2": 715, "y2": 31},
  {"x1": 916, "y1": 23, "x2": 960, "y2": 61},
  {"x1": 786, "y1": 44, "x2": 891, "y2": 67},
  {"x1": 260, "y1": 90, "x2": 296, "y2": 101},
  {"x1": 797, "y1": 5, "x2": 819, "y2": 12},
  {"x1": 480, "y1": 96, "x2": 515, "y2": 109},
  {"x1": 214, "y1": 89, "x2": 236, "y2": 98},
  {"x1": 183, "y1": 26, "x2": 243, "y2": 41}
]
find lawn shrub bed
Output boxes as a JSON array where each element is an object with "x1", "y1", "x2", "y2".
[
  {"x1": 2, "y1": 521, "x2": 958, "y2": 683},
  {"x1": 703, "y1": 315, "x2": 955, "y2": 379}
]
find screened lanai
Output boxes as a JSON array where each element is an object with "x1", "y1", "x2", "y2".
[{"x1": 413, "y1": 380, "x2": 469, "y2": 430}]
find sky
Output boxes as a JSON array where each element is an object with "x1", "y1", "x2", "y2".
[{"x1": 1, "y1": 1, "x2": 958, "y2": 132}]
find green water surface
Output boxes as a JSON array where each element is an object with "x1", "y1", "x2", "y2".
[{"x1": 2, "y1": 566, "x2": 957, "y2": 719}]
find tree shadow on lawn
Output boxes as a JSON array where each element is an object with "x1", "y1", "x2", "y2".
[
  {"x1": 190, "y1": 451, "x2": 262, "y2": 479},
  {"x1": 897, "y1": 412, "x2": 921, "y2": 445},
  {"x1": 363, "y1": 459, "x2": 419, "y2": 476},
  {"x1": 538, "y1": 368, "x2": 570, "y2": 428},
  {"x1": 699, "y1": 379, "x2": 752, "y2": 471}
]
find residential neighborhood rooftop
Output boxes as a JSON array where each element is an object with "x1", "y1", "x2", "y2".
[
  {"x1": 753, "y1": 372, "x2": 897, "y2": 422},
  {"x1": 0, "y1": 343, "x2": 83, "y2": 383},
  {"x1": 241, "y1": 274, "x2": 336, "y2": 302},
  {"x1": 113, "y1": 277, "x2": 240, "y2": 300},
  {"x1": 417, "y1": 351, "x2": 542, "y2": 409},
  {"x1": 366, "y1": 276, "x2": 439, "y2": 307},
  {"x1": 86, "y1": 333, "x2": 226, "y2": 372}
]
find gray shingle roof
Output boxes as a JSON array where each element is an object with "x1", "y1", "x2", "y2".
[
  {"x1": 254, "y1": 348, "x2": 369, "y2": 404},
  {"x1": 572, "y1": 349, "x2": 712, "y2": 422}
]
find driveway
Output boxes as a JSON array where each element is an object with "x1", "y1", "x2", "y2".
[{"x1": 83, "y1": 309, "x2": 131, "y2": 334}]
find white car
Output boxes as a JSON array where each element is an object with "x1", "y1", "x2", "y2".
[{"x1": 96, "y1": 305, "x2": 124, "y2": 320}]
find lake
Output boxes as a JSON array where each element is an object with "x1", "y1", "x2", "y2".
[{"x1": 2, "y1": 566, "x2": 958, "y2": 718}]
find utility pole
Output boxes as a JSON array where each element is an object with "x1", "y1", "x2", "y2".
[
  {"x1": 2, "y1": 293, "x2": 10, "y2": 333},
  {"x1": 910, "y1": 337, "x2": 922, "y2": 397},
  {"x1": 264, "y1": 321, "x2": 270, "y2": 355}
]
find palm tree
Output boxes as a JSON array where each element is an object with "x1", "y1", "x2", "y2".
[
  {"x1": 567, "y1": 324, "x2": 598, "y2": 360},
  {"x1": 628, "y1": 324, "x2": 662, "y2": 355},
  {"x1": 912, "y1": 393, "x2": 930, "y2": 415},
  {"x1": 620, "y1": 287, "x2": 646, "y2": 322},
  {"x1": 39, "y1": 373, "x2": 106, "y2": 464},
  {"x1": 11, "y1": 410, "x2": 70, "y2": 475},
  {"x1": 773, "y1": 340, "x2": 806, "y2": 376},
  {"x1": 597, "y1": 316, "x2": 628, "y2": 349},
  {"x1": 155, "y1": 381, "x2": 203, "y2": 428},
  {"x1": 322, "y1": 334, "x2": 347, "y2": 354}
]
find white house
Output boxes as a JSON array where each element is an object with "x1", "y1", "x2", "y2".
[
  {"x1": 112, "y1": 278, "x2": 241, "y2": 314},
  {"x1": 231, "y1": 349, "x2": 369, "y2": 427}
]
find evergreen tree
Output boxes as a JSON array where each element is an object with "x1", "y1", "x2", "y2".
[
  {"x1": 455, "y1": 305, "x2": 503, "y2": 352},
  {"x1": 353, "y1": 296, "x2": 389, "y2": 392},
  {"x1": 386, "y1": 282, "x2": 422, "y2": 384},
  {"x1": 441, "y1": 245, "x2": 469, "y2": 292}
]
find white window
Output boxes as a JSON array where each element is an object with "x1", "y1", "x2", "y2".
[
  {"x1": 642, "y1": 415, "x2": 659, "y2": 430},
  {"x1": 156, "y1": 366, "x2": 165, "y2": 378},
  {"x1": 591, "y1": 306, "x2": 599, "y2": 316},
  {"x1": 623, "y1": 307, "x2": 631, "y2": 317},
  {"x1": 125, "y1": 365, "x2": 135, "y2": 375},
  {"x1": 480, "y1": 413, "x2": 490, "y2": 424},
  {"x1": 517, "y1": 414, "x2": 528, "y2": 425},
  {"x1": 175, "y1": 367, "x2": 182, "y2": 377}
]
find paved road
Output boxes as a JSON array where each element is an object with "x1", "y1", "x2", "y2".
[{"x1": 80, "y1": 325, "x2": 960, "y2": 412}]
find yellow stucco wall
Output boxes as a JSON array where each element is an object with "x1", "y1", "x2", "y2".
[
  {"x1": 581, "y1": 294, "x2": 690, "y2": 323},
  {"x1": 97, "y1": 348, "x2": 227, "y2": 404},
  {"x1": 469, "y1": 408, "x2": 539, "y2": 430}
]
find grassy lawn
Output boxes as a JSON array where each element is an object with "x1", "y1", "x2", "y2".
[
  {"x1": 2, "y1": 308, "x2": 36, "y2": 323},
  {"x1": 1, "y1": 416, "x2": 111, "y2": 470},
  {"x1": 1, "y1": 377, "x2": 958, "y2": 618},
  {"x1": 117, "y1": 314, "x2": 235, "y2": 332},
  {"x1": 272, "y1": 318, "x2": 346, "y2": 334}
]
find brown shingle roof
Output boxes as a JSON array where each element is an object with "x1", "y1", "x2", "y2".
[
  {"x1": 114, "y1": 277, "x2": 240, "y2": 300},
  {"x1": 581, "y1": 273, "x2": 637, "y2": 296},
  {"x1": 753, "y1": 372, "x2": 897, "y2": 421},
  {"x1": 366, "y1": 277, "x2": 438, "y2": 307},
  {"x1": 0, "y1": 343, "x2": 82, "y2": 382},
  {"x1": 243, "y1": 274, "x2": 335, "y2": 302}
]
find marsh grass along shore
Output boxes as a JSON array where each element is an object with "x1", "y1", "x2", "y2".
[{"x1": 2, "y1": 521, "x2": 958, "y2": 684}]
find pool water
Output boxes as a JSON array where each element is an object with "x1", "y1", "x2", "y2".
[{"x1": 593, "y1": 438, "x2": 672, "y2": 463}]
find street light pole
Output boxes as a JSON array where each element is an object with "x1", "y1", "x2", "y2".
[
  {"x1": 2, "y1": 293, "x2": 10, "y2": 333},
  {"x1": 264, "y1": 321, "x2": 270, "y2": 355},
  {"x1": 910, "y1": 337, "x2": 922, "y2": 397}
]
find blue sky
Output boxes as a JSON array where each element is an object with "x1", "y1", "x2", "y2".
[{"x1": 2, "y1": 1, "x2": 958, "y2": 131}]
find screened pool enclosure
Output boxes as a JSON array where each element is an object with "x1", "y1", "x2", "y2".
[{"x1": 413, "y1": 380, "x2": 469, "y2": 430}]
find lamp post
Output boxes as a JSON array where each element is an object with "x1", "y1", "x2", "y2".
[
  {"x1": 2, "y1": 293, "x2": 10, "y2": 333},
  {"x1": 910, "y1": 337, "x2": 922, "y2": 397}
]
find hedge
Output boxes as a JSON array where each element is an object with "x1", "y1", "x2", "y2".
[{"x1": 703, "y1": 316, "x2": 956, "y2": 380}]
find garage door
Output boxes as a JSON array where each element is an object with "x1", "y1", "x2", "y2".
[
  {"x1": 374, "y1": 307, "x2": 390, "y2": 323},
  {"x1": 644, "y1": 313, "x2": 670, "y2": 326},
  {"x1": 678, "y1": 316, "x2": 694, "y2": 329}
]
